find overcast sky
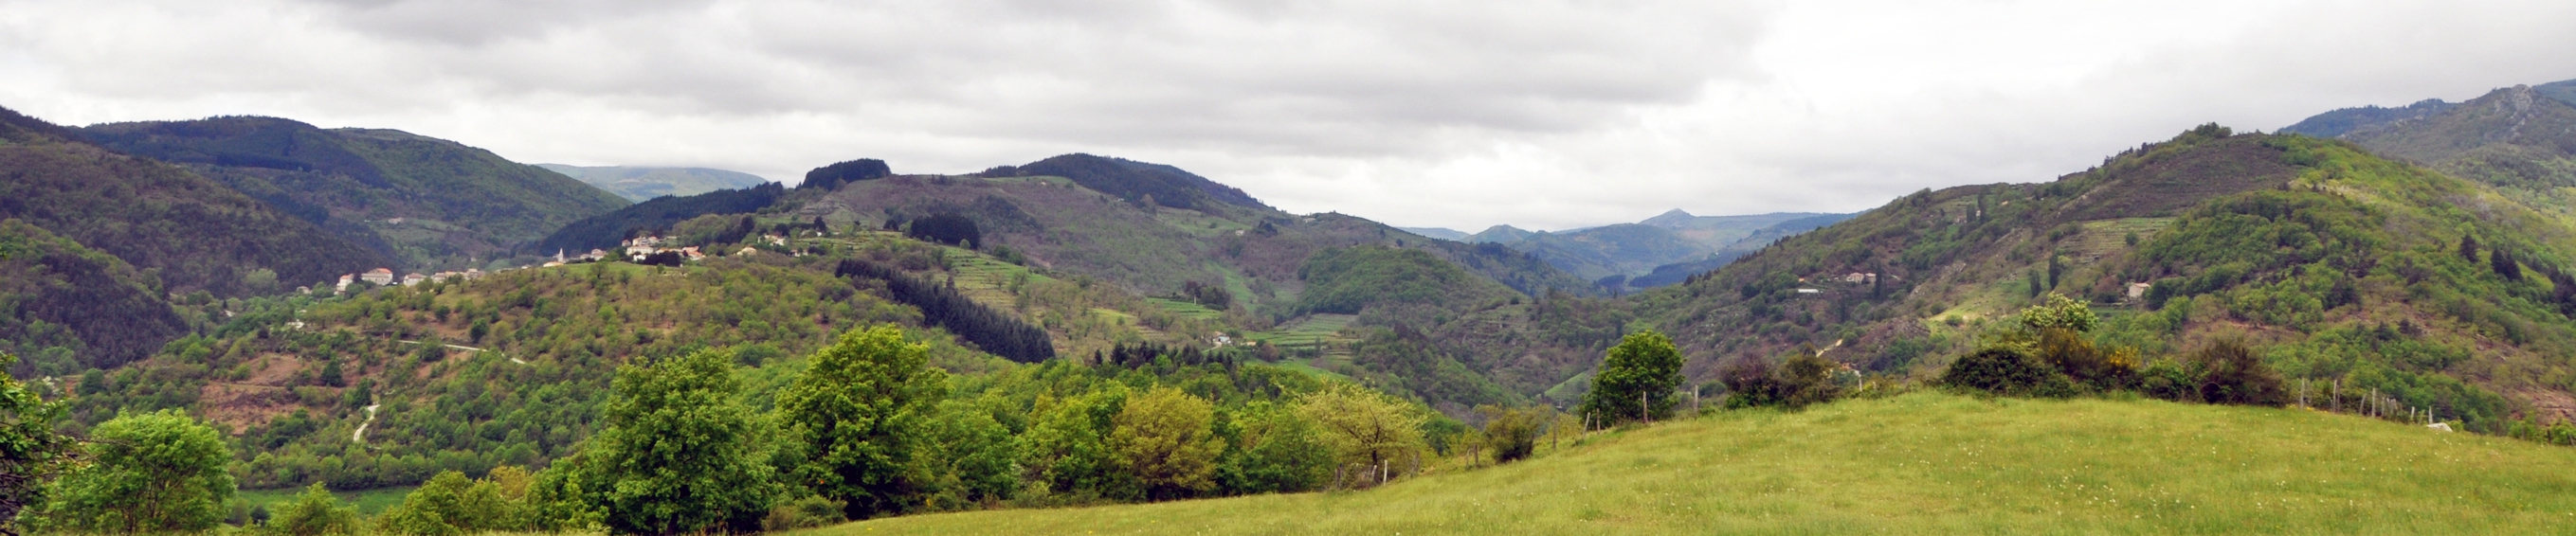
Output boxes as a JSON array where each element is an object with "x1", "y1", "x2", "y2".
[{"x1": 5, "y1": 0, "x2": 2573, "y2": 231}]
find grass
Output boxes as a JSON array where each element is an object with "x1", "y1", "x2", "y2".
[
  {"x1": 812, "y1": 392, "x2": 2576, "y2": 535},
  {"x1": 236, "y1": 485, "x2": 417, "y2": 516}
]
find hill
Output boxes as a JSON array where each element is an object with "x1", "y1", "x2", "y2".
[
  {"x1": 0, "y1": 220, "x2": 189, "y2": 375},
  {"x1": 535, "y1": 164, "x2": 771, "y2": 202},
  {"x1": 79, "y1": 116, "x2": 630, "y2": 271},
  {"x1": 1396, "y1": 226, "x2": 1470, "y2": 241},
  {"x1": 531, "y1": 182, "x2": 788, "y2": 254},
  {"x1": 0, "y1": 106, "x2": 390, "y2": 297},
  {"x1": 995, "y1": 153, "x2": 1271, "y2": 213},
  {"x1": 1622, "y1": 124, "x2": 2576, "y2": 432},
  {"x1": 830, "y1": 392, "x2": 2576, "y2": 535}
]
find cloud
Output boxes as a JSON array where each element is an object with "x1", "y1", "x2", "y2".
[{"x1": 2, "y1": 0, "x2": 2571, "y2": 231}]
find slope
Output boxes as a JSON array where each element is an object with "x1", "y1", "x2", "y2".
[
  {"x1": 79, "y1": 116, "x2": 630, "y2": 270},
  {"x1": 830, "y1": 392, "x2": 2576, "y2": 535},
  {"x1": 0, "y1": 220, "x2": 189, "y2": 375},
  {"x1": 0, "y1": 105, "x2": 390, "y2": 297},
  {"x1": 535, "y1": 164, "x2": 771, "y2": 202},
  {"x1": 2336, "y1": 83, "x2": 2576, "y2": 190},
  {"x1": 1628, "y1": 125, "x2": 2576, "y2": 432},
  {"x1": 531, "y1": 183, "x2": 787, "y2": 253}
]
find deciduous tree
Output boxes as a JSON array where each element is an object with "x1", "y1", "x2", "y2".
[{"x1": 778, "y1": 326, "x2": 946, "y2": 519}]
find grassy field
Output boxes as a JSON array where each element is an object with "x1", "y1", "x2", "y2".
[
  {"x1": 812, "y1": 392, "x2": 2576, "y2": 535},
  {"x1": 237, "y1": 485, "x2": 417, "y2": 516}
]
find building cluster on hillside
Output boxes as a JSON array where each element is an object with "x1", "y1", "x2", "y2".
[
  {"x1": 331, "y1": 267, "x2": 487, "y2": 294},
  {"x1": 1840, "y1": 272, "x2": 1879, "y2": 285}
]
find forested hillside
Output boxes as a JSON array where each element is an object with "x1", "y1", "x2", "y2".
[
  {"x1": 1624, "y1": 125, "x2": 2576, "y2": 432},
  {"x1": 80, "y1": 116, "x2": 630, "y2": 271},
  {"x1": 0, "y1": 106, "x2": 389, "y2": 296},
  {"x1": 0, "y1": 220, "x2": 188, "y2": 376},
  {"x1": 532, "y1": 183, "x2": 788, "y2": 253}
]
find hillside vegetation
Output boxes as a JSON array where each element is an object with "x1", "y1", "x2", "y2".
[
  {"x1": 828, "y1": 392, "x2": 2576, "y2": 535},
  {"x1": 80, "y1": 116, "x2": 629, "y2": 271},
  {"x1": 0, "y1": 107, "x2": 389, "y2": 297},
  {"x1": 1626, "y1": 125, "x2": 2576, "y2": 433},
  {"x1": 0, "y1": 220, "x2": 188, "y2": 375}
]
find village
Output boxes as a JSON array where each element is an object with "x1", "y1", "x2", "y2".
[{"x1": 306, "y1": 233, "x2": 799, "y2": 295}]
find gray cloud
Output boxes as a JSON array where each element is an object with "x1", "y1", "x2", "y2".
[{"x1": 2, "y1": 0, "x2": 2570, "y2": 231}]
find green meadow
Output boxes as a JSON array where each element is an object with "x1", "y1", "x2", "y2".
[{"x1": 818, "y1": 392, "x2": 2576, "y2": 535}]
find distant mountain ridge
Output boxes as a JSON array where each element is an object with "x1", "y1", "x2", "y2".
[
  {"x1": 537, "y1": 164, "x2": 771, "y2": 202},
  {"x1": 1430, "y1": 210, "x2": 1850, "y2": 287},
  {"x1": 79, "y1": 116, "x2": 630, "y2": 271}
]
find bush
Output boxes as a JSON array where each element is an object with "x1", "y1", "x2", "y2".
[
  {"x1": 2190, "y1": 340, "x2": 2288, "y2": 406},
  {"x1": 1778, "y1": 351, "x2": 1845, "y2": 408},
  {"x1": 1717, "y1": 357, "x2": 1784, "y2": 409},
  {"x1": 1474, "y1": 405, "x2": 1549, "y2": 463},
  {"x1": 2138, "y1": 360, "x2": 2199, "y2": 402},
  {"x1": 2036, "y1": 328, "x2": 2138, "y2": 392},
  {"x1": 760, "y1": 496, "x2": 846, "y2": 532},
  {"x1": 268, "y1": 483, "x2": 360, "y2": 536},
  {"x1": 1941, "y1": 348, "x2": 2075, "y2": 398}
]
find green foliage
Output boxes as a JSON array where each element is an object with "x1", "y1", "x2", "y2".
[
  {"x1": 0, "y1": 351, "x2": 71, "y2": 534},
  {"x1": 267, "y1": 483, "x2": 360, "y2": 536},
  {"x1": 576, "y1": 348, "x2": 778, "y2": 535},
  {"x1": 2017, "y1": 293, "x2": 2098, "y2": 333},
  {"x1": 916, "y1": 402, "x2": 1020, "y2": 509},
  {"x1": 1297, "y1": 384, "x2": 1426, "y2": 484},
  {"x1": 2189, "y1": 340, "x2": 2288, "y2": 407},
  {"x1": 1474, "y1": 405, "x2": 1549, "y2": 463},
  {"x1": 1297, "y1": 245, "x2": 1515, "y2": 316},
  {"x1": 1213, "y1": 402, "x2": 1330, "y2": 494},
  {"x1": 0, "y1": 219, "x2": 198, "y2": 373},
  {"x1": 760, "y1": 495, "x2": 847, "y2": 532},
  {"x1": 82, "y1": 116, "x2": 630, "y2": 271},
  {"x1": 1940, "y1": 348, "x2": 2074, "y2": 398},
  {"x1": 779, "y1": 325, "x2": 946, "y2": 519},
  {"x1": 376, "y1": 471, "x2": 510, "y2": 536},
  {"x1": 50, "y1": 409, "x2": 236, "y2": 533},
  {"x1": 1109, "y1": 387, "x2": 1225, "y2": 500},
  {"x1": 1580, "y1": 331, "x2": 1685, "y2": 423}
]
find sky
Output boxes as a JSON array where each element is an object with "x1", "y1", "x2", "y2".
[{"x1": 4, "y1": 0, "x2": 2574, "y2": 231}]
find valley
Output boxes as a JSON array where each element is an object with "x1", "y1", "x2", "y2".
[{"x1": 13, "y1": 74, "x2": 2576, "y2": 535}]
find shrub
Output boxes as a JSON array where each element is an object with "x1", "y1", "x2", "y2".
[
  {"x1": 1717, "y1": 356, "x2": 1784, "y2": 409},
  {"x1": 2138, "y1": 360, "x2": 2199, "y2": 402},
  {"x1": 2190, "y1": 340, "x2": 2288, "y2": 406},
  {"x1": 1941, "y1": 348, "x2": 2075, "y2": 398},
  {"x1": 1474, "y1": 405, "x2": 1549, "y2": 463},
  {"x1": 760, "y1": 496, "x2": 846, "y2": 532},
  {"x1": 1777, "y1": 351, "x2": 1845, "y2": 408},
  {"x1": 2036, "y1": 328, "x2": 2138, "y2": 392}
]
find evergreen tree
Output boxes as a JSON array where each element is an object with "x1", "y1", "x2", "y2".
[
  {"x1": 1580, "y1": 331, "x2": 1687, "y2": 424},
  {"x1": 2458, "y1": 235, "x2": 2481, "y2": 263},
  {"x1": 778, "y1": 326, "x2": 946, "y2": 520},
  {"x1": 576, "y1": 348, "x2": 777, "y2": 535}
]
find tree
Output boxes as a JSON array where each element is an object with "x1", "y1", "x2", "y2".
[
  {"x1": 1296, "y1": 384, "x2": 1424, "y2": 486},
  {"x1": 1022, "y1": 385, "x2": 1132, "y2": 499},
  {"x1": 1109, "y1": 387, "x2": 1225, "y2": 500},
  {"x1": 916, "y1": 402, "x2": 1019, "y2": 509},
  {"x1": 2491, "y1": 247, "x2": 2522, "y2": 280},
  {"x1": 0, "y1": 352, "x2": 72, "y2": 536},
  {"x1": 576, "y1": 348, "x2": 777, "y2": 535},
  {"x1": 377, "y1": 471, "x2": 508, "y2": 536},
  {"x1": 777, "y1": 326, "x2": 946, "y2": 520},
  {"x1": 1580, "y1": 331, "x2": 1686, "y2": 424},
  {"x1": 269, "y1": 483, "x2": 359, "y2": 536},
  {"x1": 50, "y1": 409, "x2": 236, "y2": 533},
  {"x1": 1214, "y1": 402, "x2": 1330, "y2": 494},
  {"x1": 2018, "y1": 293, "x2": 2098, "y2": 333},
  {"x1": 2458, "y1": 235, "x2": 2481, "y2": 263}
]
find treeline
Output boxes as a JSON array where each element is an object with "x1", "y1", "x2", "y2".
[
  {"x1": 836, "y1": 258, "x2": 1054, "y2": 363},
  {"x1": 1004, "y1": 153, "x2": 1268, "y2": 212},
  {"x1": 532, "y1": 183, "x2": 783, "y2": 254},
  {"x1": 0, "y1": 324, "x2": 1475, "y2": 535}
]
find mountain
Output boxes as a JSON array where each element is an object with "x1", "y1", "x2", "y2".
[
  {"x1": 535, "y1": 164, "x2": 771, "y2": 202},
  {"x1": 0, "y1": 106, "x2": 390, "y2": 297},
  {"x1": 1396, "y1": 226, "x2": 1470, "y2": 241},
  {"x1": 78, "y1": 116, "x2": 630, "y2": 271},
  {"x1": 1630, "y1": 124, "x2": 2576, "y2": 432},
  {"x1": 531, "y1": 182, "x2": 787, "y2": 254},
  {"x1": 992, "y1": 153, "x2": 1271, "y2": 212},
  {"x1": 2278, "y1": 98, "x2": 2458, "y2": 138},
  {"x1": 1462, "y1": 224, "x2": 1537, "y2": 244},
  {"x1": 1445, "y1": 211, "x2": 1852, "y2": 287}
]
